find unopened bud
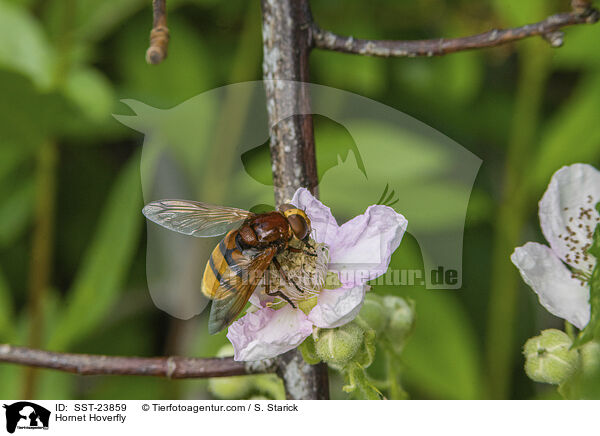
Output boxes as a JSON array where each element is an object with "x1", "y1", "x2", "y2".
[
  {"x1": 315, "y1": 322, "x2": 364, "y2": 366},
  {"x1": 382, "y1": 296, "x2": 415, "y2": 349},
  {"x1": 523, "y1": 329, "x2": 581, "y2": 385},
  {"x1": 357, "y1": 294, "x2": 388, "y2": 334}
]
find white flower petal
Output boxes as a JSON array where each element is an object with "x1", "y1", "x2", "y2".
[
  {"x1": 308, "y1": 285, "x2": 366, "y2": 328},
  {"x1": 539, "y1": 163, "x2": 600, "y2": 273},
  {"x1": 226, "y1": 306, "x2": 312, "y2": 361},
  {"x1": 291, "y1": 188, "x2": 339, "y2": 246},
  {"x1": 511, "y1": 242, "x2": 590, "y2": 329},
  {"x1": 329, "y1": 205, "x2": 407, "y2": 287}
]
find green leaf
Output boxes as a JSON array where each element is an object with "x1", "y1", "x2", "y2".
[
  {"x1": 0, "y1": 0, "x2": 55, "y2": 89},
  {"x1": 73, "y1": 0, "x2": 146, "y2": 43},
  {"x1": 0, "y1": 70, "x2": 79, "y2": 147},
  {"x1": 530, "y1": 76, "x2": 600, "y2": 192},
  {"x1": 48, "y1": 153, "x2": 143, "y2": 350},
  {"x1": 63, "y1": 67, "x2": 115, "y2": 123}
]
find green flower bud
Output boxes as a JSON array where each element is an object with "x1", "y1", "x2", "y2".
[
  {"x1": 382, "y1": 296, "x2": 415, "y2": 349},
  {"x1": 357, "y1": 294, "x2": 388, "y2": 334},
  {"x1": 523, "y1": 329, "x2": 581, "y2": 385},
  {"x1": 208, "y1": 345, "x2": 253, "y2": 399},
  {"x1": 315, "y1": 323, "x2": 364, "y2": 367}
]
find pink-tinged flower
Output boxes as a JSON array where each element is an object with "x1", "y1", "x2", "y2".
[
  {"x1": 227, "y1": 188, "x2": 408, "y2": 361},
  {"x1": 511, "y1": 164, "x2": 600, "y2": 329}
]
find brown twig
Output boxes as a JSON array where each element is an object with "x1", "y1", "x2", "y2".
[
  {"x1": 0, "y1": 344, "x2": 277, "y2": 378},
  {"x1": 261, "y1": 0, "x2": 329, "y2": 399},
  {"x1": 261, "y1": 0, "x2": 319, "y2": 205},
  {"x1": 146, "y1": 0, "x2": 169, "y2": 64},
  {"x1": 311, "y1": 4, "x2": 599, "y2": 57}
]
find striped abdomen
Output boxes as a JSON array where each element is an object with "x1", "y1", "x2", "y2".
[{"x1": 201, "y1": 230, "x2": 245, "y2": 299}]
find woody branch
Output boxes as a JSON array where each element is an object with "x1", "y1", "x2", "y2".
[
  {"x1": 261, "y1": 0, "x2": 329, "y2": 400},
  {"x1": 146, "y1": 1, "x2": 598, "y2": 66},
  {"x1": 311, "y1": 1, "x2": 598, "y2": 57},
  {"x1": 0, "y1": 344, "x2": 277, "y2": 378}
]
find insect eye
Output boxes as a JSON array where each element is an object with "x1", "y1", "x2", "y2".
[{"x1": 287, "y1": 214, "x2": 309, "y2": 240}]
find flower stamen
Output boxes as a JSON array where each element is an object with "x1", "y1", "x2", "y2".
[
  {"x1": 258, "y1": 240, "x2": 330, "y2": 308},
  {"x1": 558, "y1": 195, "x2": 599, "y2": 275}
]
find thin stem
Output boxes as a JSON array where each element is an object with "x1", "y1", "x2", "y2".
[
  {"x1": 23, "y1": 141, "x2": 57, "y2": 398},
  {"x1": 312, "y1": 5, "x2": 598, "y2": 57},
  {"x1": 485, "y1": 39, "x2": 552, "y2": 399},
  {"x1": 1, "y1": 344, "x2": 277, "y2": 378},
  {"x1": 146, "y1": 0, "x2": 169, "y2": 64}
]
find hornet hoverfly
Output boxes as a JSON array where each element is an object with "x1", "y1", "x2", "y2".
[{"x1": 142, "y1": 200, "x2": 316, "y2": 334}]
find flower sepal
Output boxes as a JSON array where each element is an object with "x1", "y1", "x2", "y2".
[
  {"x1": 342, "y1": 361, "x2": 383, "y2": 400},
  {"x1": 298, "y1": 335, "x2": 321, "y2": 365}
]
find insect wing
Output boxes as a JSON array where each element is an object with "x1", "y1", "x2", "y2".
[
  {"x1": 208, "y1": 246, "x2": 277, "y2": 335},
  {"x1": 142, "y1": 200, "x2": 254, "y2": 237}
]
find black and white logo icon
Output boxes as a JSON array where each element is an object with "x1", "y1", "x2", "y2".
[{"x1": 3, "y1": 402, "x2": 50, "y2": 433}]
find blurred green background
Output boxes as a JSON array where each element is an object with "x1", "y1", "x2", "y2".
[{"x1": 0, "y1": 0, "x2": 599, "y2": 400}]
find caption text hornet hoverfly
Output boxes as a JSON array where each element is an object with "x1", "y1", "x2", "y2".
[{"x1": 142, "y1": 200, "x2": 317, "y2": 334}]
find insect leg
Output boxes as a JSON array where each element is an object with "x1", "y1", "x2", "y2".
[
  {"x1": 272, "y1": 258, "x2": 304, "y2": 294},
  {"x1": 302, "y1": 237, "x2": 318, "y2": 256},
  {"x1": 264, "y1": 265, "x2": 297, "y2": 308},
  {"x1": 303, "y1": 236, "x2": 315, "y2": 250},
  {"x1": 287, "y1": 246, "x2": 317, "y2": 257}
]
